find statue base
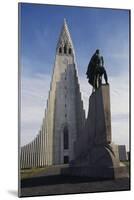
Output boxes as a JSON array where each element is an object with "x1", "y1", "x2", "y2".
[
  {"x1": 61, "y1": 85, "x2": 128, "y2": 179},
  {"x1": 62, "y1": 145, "x2": 128, "y2": 179}
]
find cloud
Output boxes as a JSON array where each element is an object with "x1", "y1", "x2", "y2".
[
  {"x1": 112, "y1": 119, "x2": 129, "y2": 150},
  {"x1": 21, "y1": 73, "x2": 51, "y2": 146}
]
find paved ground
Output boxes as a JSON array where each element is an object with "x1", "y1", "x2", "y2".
[{"x1": 20, "y1": 175, "x2": 130, "y2": 197}]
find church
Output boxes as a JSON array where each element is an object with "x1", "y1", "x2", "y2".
[{"x1": 20, "y1": 20, "x2": 85, "y2": 169}]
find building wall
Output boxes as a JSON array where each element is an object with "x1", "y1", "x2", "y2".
[
  {"x1": 118, "y1": 145, "x2": 128, "y2": 161},
  {"x1": 53, "y1": 54, "x2": 84, "y2": 164},
  {"x1": 20, "y1": 20, "x2": 85, "y2": 169}
]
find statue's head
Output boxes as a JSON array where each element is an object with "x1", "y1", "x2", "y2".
[{"x1": 96, "y1": 49, "x2": 100, "y2": 54}]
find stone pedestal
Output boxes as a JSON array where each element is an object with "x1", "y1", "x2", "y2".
[{"x1": 62, "y1": 84, "x2": 128, "y2": 179}]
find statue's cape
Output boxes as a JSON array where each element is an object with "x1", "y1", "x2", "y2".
[{"x1": 86, "y1": 54, "x2": 96, "y2": 86}]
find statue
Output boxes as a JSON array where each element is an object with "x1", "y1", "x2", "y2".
[{"x1": 86, "y1": 49, "x2": 108, "y2": 90}]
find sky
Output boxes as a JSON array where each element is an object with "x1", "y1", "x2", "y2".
[{"x1": 20, "y1": 3, "x2": 130, "y2": 150}]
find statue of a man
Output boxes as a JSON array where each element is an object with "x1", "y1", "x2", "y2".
[{"x1": 86, "y1": 49, "x2": 108, "y2": 90}]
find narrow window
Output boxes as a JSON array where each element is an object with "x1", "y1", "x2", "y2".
[
  {"x1": 59, "y1": 47, "x2": 62, "y2": 53},
  {"x1": 69, "y1": 48, "x2": 72, "y2": 54},
  {"x1": 64, "y1": 45, "x2": 67, "y2": 54},
  {"x1": 64, "y1": 126, "x2": 69, "y2": 149},
  {"x1": 64, "y1": 156, "x2": 69, "y2": 164}
]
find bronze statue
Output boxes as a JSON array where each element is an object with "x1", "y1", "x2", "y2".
[{"x1": 86, "y1": 49, "x2": 108, "y2": 90}]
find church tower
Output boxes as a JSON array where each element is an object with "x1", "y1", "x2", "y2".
[
  {"x1": 20, "y1": 19, "x2": 85, "y2": 168},
  {"x1": 51, "y1": 19, "x2": 85, "y2": 164}
]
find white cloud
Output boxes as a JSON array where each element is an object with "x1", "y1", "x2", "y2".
[
  {"x1": 110, "y1": 74, "x2": 129, "y2": 150},
  {"x1": 21, "y1": 74, "x2": 51, "y2": 146}
]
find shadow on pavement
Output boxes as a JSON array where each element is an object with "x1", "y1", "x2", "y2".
[{"x1": 21, "y1": 175, "x2": 113, "y2": 188}]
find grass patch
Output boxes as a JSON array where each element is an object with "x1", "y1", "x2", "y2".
[
  {"x1": 122, "y1": 161, "x2": 130, "y2": 170},
  {"x1": 20, "y1": 167, "x2": 47, "y2": 180},
  {"x1": 122, "y1": 161, "x2": 129, "y2": 167},
  {"x1": 20, "y1": 164, "x2": 68, "y2": 180}
]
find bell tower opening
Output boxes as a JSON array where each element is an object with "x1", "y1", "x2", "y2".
[
  {"x1": 59, "y1": 47, "x2": 62, "y2": 54},
  {"x1": 69, "y1": 48, "x2": 72, "y2": 54},
  {"x1": 64, "y1": 45, "x2": 67, "y2": 54}
]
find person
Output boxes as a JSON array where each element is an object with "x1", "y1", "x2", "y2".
[{"x1": 86, "y1": 49, "x2": 108, "y2": 90}]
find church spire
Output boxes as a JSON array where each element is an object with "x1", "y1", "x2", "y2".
[{"x1": 56, "y1": 19, "x2": 75, "y2": 56}]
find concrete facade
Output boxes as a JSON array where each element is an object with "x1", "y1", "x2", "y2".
[{"x1": 20, "y1": 20, "x2": 85, "y2": 169}]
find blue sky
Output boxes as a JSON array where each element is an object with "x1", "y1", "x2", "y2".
[{"x1": 20, "y1": 3, "x2": 130, "y2": 150}]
